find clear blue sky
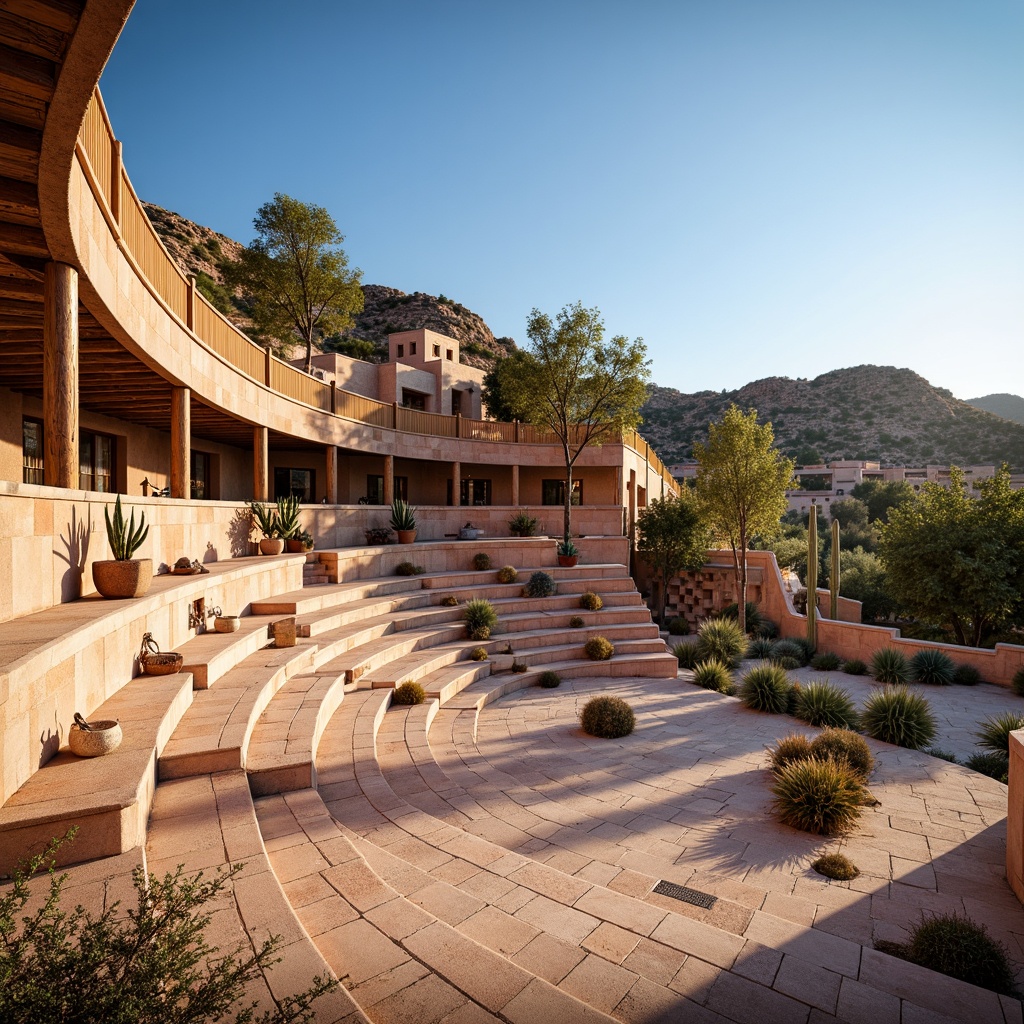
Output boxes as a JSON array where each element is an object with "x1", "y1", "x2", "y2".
[{"x1": 99, "y1": 0, "x2": 1024, "y2": 400}]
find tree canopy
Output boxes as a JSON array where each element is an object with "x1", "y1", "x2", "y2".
[
  {"x1": 878, "y1": 466, "x2": 1024, "y2": 647},
  {"x1": 850, "y1": 479, "x2": 915, "y2": 524},
  {"x1": 228, "y1": 194, "x2": 363, "y2": 372},
  {"x1": 480, "y1": 350, "x2": 536, "y2": 422},
  {"x1": 694, "y1": 406, "x2": 795, "y2": 633},
  {"x1": 499, "y1": 302, "x2": 650, "y2": 542}
]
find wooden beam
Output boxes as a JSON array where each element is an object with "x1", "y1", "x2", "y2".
[
  {"x1": 0, "y1": 0, "x2": 80, "y2": 34},
  {"x1": 253, "y1": 425, "x2": 268, "y2": 501},
  {"x1": 170, "y1": 385, "x2": 189, "y2": 499},
  {"x1": 0, "y1": 220, "x2": 48, "y2": 256},
  {"x1": 43, "y1": 261, "x2": 76, "y2": 488},
  {"x1": 0, "y1": 42, "x2": 55, "y2": 102},
  {"x1": 0, "y1": 174, "x2": 38, "y2": 221},
  {"x1": 0, "y1": 11, "x2": 67, "y2": 61},
  {"x1": 0, "y1": 274, "x2": 42, "y2": 299}
]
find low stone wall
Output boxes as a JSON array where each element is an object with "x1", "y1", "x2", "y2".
[{"x1": 1009, "y1": 732, "x2": 1024, "y2": 905}]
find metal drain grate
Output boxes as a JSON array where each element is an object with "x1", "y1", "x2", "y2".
[{"x1": 652, "y1": 880, "x2": 718, "y2": 909}]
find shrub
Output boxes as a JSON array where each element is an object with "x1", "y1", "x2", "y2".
[
  {"x1": 364, "y1": 527, "x2": 393, "y2": 545},
  {"x1": 810, "y1": 728, "x2": 874, "y2": 781},
  {"x1": 1012, "y1": 667, "x2": 1024, "y2": 697},
  {"x1": 951, "y1": 663, "x2": 982, "y2": 686},
  {"x1": 511, "y1": 661, "x2": 529, "y2": 673},
  {"x1": 787, "y1": 680, "x2": 802, "y2": 715},
  {"x1": 496, "y1": 565, "x2": 518, "y2": 584},
  {"x1": 748, "y1": 637, "x2": 776, "y2": 660},
  {"x1": 508, "y1": 510, "x2": 538, "y2": 537},
  {"x1": 812, "y1": 853, "x2": 860, "y2": 881},
  {"x1": 739, "y1": 664, "x2": 792, "y2": 714},
  {"x1": 524, "y1": 571, "x2": 556, "y2": 598},
  {"x1": 793, "y1": 638, "x2": 817, "y2": 663},
  {"x1": 776, "y1": 655, "x2": 801, "y2": 671},
  {"x1": 965, "y1": 751, "x2": 1009, "y2": 783},
  {"x1": 793, "y1": 682, "x2": 860, "y2": 729},
  {"x1": 925, "y1": 747, "x2": 959, "y2": 763},
  {"x1": 392, "y1": 681, "x2": 426, "y2": 705},
  {"x1": 771, "y1": 757, "x2": 865, "y2": 835},
  {"x1": 768, "y1": 733, "x2": 813, "y2": 773},
  {"x1": 871, "y1": 647, "x2": 909, "y2": 684},
  {"x1": 721, "y1": 601, "x2": 767, "y2": 636},
  {"x1": 395, "y1": 561, "x2": 425, "y2": 576},
  {"x1": 772, "y1": 638, "x2": 809, "y2": 666},
  {"x1": 538, "y1": 670, "x2": 561, "y2": 688},
  {"x1": 909, "y1": 649, "x2": 955, "y2": 686},
  {"x1": 842, "y1": 658, "x2": 868, "y2": 676},
  {"x1": 861, "y1": 686, "x2": 936, "y2": 749},
  {"x1": 674, "y1": 642, "x2": 700, "y2": 669},
  {"x1": 692, "y1": 659, "x2": 732, "y2": 693},
  {"x1": 441, "y1": 595, "x2": 460, "y2": 606},
  {"x1": 667, "y1": 617, "x2": 690, "y2": 636},
  {"x1": 579, "y1": 591, "x2": 603, "y2": 611},
  {"x1": 469, "y1": 647, "x2": 488, "y2": 661},
  {"x1": 569, "y1": 615, "x2": 585, "y2": 628},
  {"x1": 901, "y1": 914, "x2": 1016, "y2": 995},
  {"x1": 755, "y1": 620, "x2": 780, "y2": 640},
  {"x1": 696, "y1": 617, "x2": 748, "y2": 668},
  {"x1": 585, "y1": 636, "x2": 615, "y2": 661},
  {"x1": 976, "y1": 711, "x2": 1024, "y2": 754},
  {"x1": 463, "y1": 598, "x2": 498, "y2": 641},
  {"x1": 580, "y1": 695, "x2": 635, "y2": 738},
  {"x1": 810, "y1": 652, "x2": 841, "y2": 671},
  {"x1": 472, "y1": 552, "x2": 491, "y2": 571}
]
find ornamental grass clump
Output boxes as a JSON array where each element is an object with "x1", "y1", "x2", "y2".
[
  {"x1": 772, "y1": 638, "x2": 809, "y2": 667},
  {"x1": 768, "y1": 733, "x2": 813, "y2": 773},
  {"x1": 695, "y1": 617, "x2": 748, "y2": 669},
  {"x1": 472, "y1": 552, "x2": 491, "y2": 571},
  {"x1": 524, "y1": 571, "x2": 556, "y2": 598},
  {"x1": 538, "y1": 670, "x2": 562, "y2": 689},
  {"x1": 965, "y1": 752, "x2": 1008, "y2": 784},
  {"x1": 926, "y1": 747, "x2": 959, "y2": 763},
  {"x1": 812, "y1": 852, "x2": 860, "y2": 881},
  {"x1": 748, "y1": 637, "x2": 776, "y2": 661},
  {"x1": 585, "y1": 636, "x2": 614, "y2": 661},
  {"x1": 951, "y1": 663, "x2": 982, "y2": 686},
  {"x1": 692, "y1": 659, "x2": 732, "y2": 694},
  {"x1": 861, "y1": 686, "x2": 936, "y2": 749},
  {"x1": 810, "y1": 728, "x2": 874, "y2": 781},
  {"x1": 776, "y1": 655, "x2": 801, "y2": 671},
  {"x1": 674, "y1": 642, "x2": 700, "y2": 669},
  {"x1": 793, "y1": 681, "x2": 860, "y2": 729},
  {"x1": 909, "y1": 649, "x2": 955, "y2": 686},
  {"x1": 842, "y1": 659, "x2": 868, "y2": 676},
  {"x1": 721, "y1": 601, "x2": 767, "y2": 637},
  {"x1": 392, "y1": 681, "x2": 426, "y2": 705},
  {"x1": 871, "y1": 647, "x2": 909, "y2": 684},
  {"x1": 569, "y1": 615, "x2": 585, "y2": 628},
  {"x1": 580, "y1": 695, "x2": 635, "y2": 738},
  {"x1": 771, "y1": 757, "x2": 865, "y2": 835},
  {"x1": 1012, "y1": 667, "x2": 1024, "y2": 697},
  {"x1": 976, "y1": 712, "x2": 1024, "y2": 754},
  {"x1": 739, "y1": 664, "x2": 792, "y2": 714},
  {"x1": 579, "y1": 591, "x2": 603, "y2": 611},
  {"x1": 496, "y1": 565, "x2": 518, "y2": 584},
  {"x1": 810, "y1": 652, "x2": 841, "y2": 672},
  {"x1": 463, "y1": 598, "x2": 498, "y2": 641}
]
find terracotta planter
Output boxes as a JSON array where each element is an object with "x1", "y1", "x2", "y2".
[
  {"x1": 92, "y1": 558, "x2": 153, "y2": 598},
  {"x1": 259, "y1": 538, "x2": 285, "y2": 555},
  {"x1": 69, "y1": 719, "x2": 122, "y2": 757},
  {"x1": 285, "y1": 539, "x2": 305, "y2": 553},
  {"x1": 557, "y1": 555, "x2": 579, "y2": 568},
  {"x1": 396, "y1": 530, "x2": 417, "y2": 544}
]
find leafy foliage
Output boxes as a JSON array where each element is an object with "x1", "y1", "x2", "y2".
[
  {"x1": 580, "y1": 695, "x2": 635, "y2": 738},
  {"x1": 850, "y1": 479, "x2": 916, "y2": 525},
  {"x1": 695, "y1": 617, "x2": 748, "y2": 668},
  {"x1": 842, "y1": 659, "x2": 868, "y2": 675},
  {"x1": 441, "y1": 595, "x2": 460, "y2": 606},
  {"x1": 748, "y1": 637, "x2": 777, "y2": 660},
  {"x1": 771, "y1": 757, "x2": 865, "y2": 835},
  {"x1": 772, "y1": 639, "x2": 809, "y2": 667},
  {"x1": 965, "y1": 751, "x2": 1009, "y2": 783},
  {"x1": 584, "y1": 636, "x2": 615, "y2": 660},
  {"x1": 739, "y1": 664, "x2": 792, "y2": 714},
  {"x1": 395, "y1": 561, "x2": 425, "y2": 576},
  {"x1": 667, "y1": 616, "x2": 690, "y2": 635},
  {"x1": 909, "y1": 649, "x2": 955, "y2": 686},
  {"x1": 871, "y1": 647, "x2": 909, "y2": 684},
  {"x1": 463, "y1": 599, "x2": 498, "y2": 641},
  {"x1": 674, "y1": 643, "x2": 700, "y2": 669},
  {"x1": 793, "y1": 682, "x2": 860, "y2": 729},
  {"x1": 392, "y1": 681, "x2": 426, "y2": 705},
  {"x1": 569, "y1": 615, "x2": 585, "y2": 628},
  {"x1": 768, "y1": 733, "x2": 813, "y2": 773},
  {"x1": 506, "y1": 510, "x2": 538, "y2": 537},
  {"x1": 1013, "y1": 667, "x2": 1024, "y2": 697},
  {"x1": 861, "y1": 686, "x2": 936, "y2": 748}
]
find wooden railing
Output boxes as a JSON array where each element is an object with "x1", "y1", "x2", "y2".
[{"x1": 74, "y1": 85, "x2": 677, "y2": 495}]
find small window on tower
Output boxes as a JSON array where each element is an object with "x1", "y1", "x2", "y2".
[
  {"x1": 396, "y1": 344, "x2": 404, "y2": 358},
  {"x1": 446, "y1": 349, "x2": 453, "y2": 360},
  {"x1": 410, "y1": 342, "x2": 417, "y2": 355},
  {"x1": 433, "y1": 345, "x2": 440, "y2": 357}
]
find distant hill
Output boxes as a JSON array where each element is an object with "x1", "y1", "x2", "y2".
[
  {"x1": 642, "y1": 366, "x2": 1024, "y2": 470},
  {"x1": 965, "y1": 393, "x2": 1024, "y2": 426}
]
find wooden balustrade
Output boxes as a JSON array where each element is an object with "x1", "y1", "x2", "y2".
[
  {"x1": 269, "y1": 359, "x2": 333, "y2": 411},
  {"x1": 79, "y1": 92, "x2": 114, "y2": 207},
  {"x1": 461, "y1": 417, "x2": 515, "y2": 442},
  {"x1": 333, "y1": 389, "x2": 394, "y2": 428},
  {"x1": 396, "y1": 407, "x2": 458, "y2": 437},
  {"x1": 193, "y1": 297, "x2": 265, "y2": 381}
]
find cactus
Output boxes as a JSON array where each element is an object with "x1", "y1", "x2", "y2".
[
  {"x1": 104, "y1": 494, "x2": 149, "y2": 560},
  {"x1": 806, "y1": 503, "x2": 817, "y2": 651},
  {"x1": 830, "y1": 518, "x2": 840, "y2": 620}
]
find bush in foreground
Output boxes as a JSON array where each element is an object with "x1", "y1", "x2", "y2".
[
  {"x1": 674, "y1": 642, "x2": 700, "y2": 669},
  {"x1": 692, "y1": 659, "x2": 732, "y2": 694},
  {"x1": 772, "y1": 638, "x2": 809, "y2": 667},
  {"x1": 842, "y1": 659, "x2": 868, "y2": 676},
  {"x1": 812, "y1": 852, "x2": 860, "y2": 880},
  {"x1": 392, "y1": 681, "x2": 426, "y2": 705},
  {"x1": 768, "y1": 733, "x2": 813, "y2": 774},
  {"x1": 580, "y1": 695, "x2": 635, "y2": 738},
  {"x1": 771, "y1": 757, "x2": 865, "y2": 836},
  {"x1": 748, "y1": 637, "x2": 776, "y2": 660},
  {"x1": 810, "y1": 652, "x2": 842, "y2": 672},
  {"x1": 523, "y1": 571, "x2": 556, "y2": 597},
  {"x1": 909, "y1": 649, "x2": 955, "y2": 686},
  {"x1": 463, "y1": 598, "x2": 498, "y2": 641},
  {"x1": 538, "y1": 670, "x2": 561, "y2": 689},
  {"x1": 739, "y1": 664, "x2": 792, "y2": 714},
  {"x1": 976, "y1": 711, "x2": 1024, "y2": 754},
  {"x1": 861, "y1": 686, "x2": 936, "y2": 749},
  {"x1": 579, "y1": 591, "x2": 603, "y2": 611},
  {"x1": 793, "y1": 681, "x2": 860, "y2": 729},
  {"x1": 951, "y1": 663, "x2": 982, "y2": 687},
  {"x1": 585, "y1": 636, "x2": 615, "y2": 661},
  {"x1": 810, "y1": 728, "x2": 874, "y2": 781},
  {"x1": 695, "y1": 617, "x2": 748, "y2": 668},
  {"x1": 871, "y1": 647, "x2": 909, "y2": 685}
]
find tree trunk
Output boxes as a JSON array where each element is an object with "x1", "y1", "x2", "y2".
[
  {"x1": 563, "y1": 457, "x2": 573, "y2": 544},
  {"x1": 303, "y1": 328, "x2": 314, "y2": 374},
  {"x1": 738, "y1": 529, "x2": 748, "y2": 635}
]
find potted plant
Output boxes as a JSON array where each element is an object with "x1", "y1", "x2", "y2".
[
  {"x1": 390, "y1": 499, "x2": 417, "y2": 544},
  {"x1": 92, "y1": 495, "x2": 152, "y2": 598},
  {"x1": 364, "y1": 526, "x2": 394, "y2": 545},
  {"x1": 297, "y1": 529, "x2": 314, "y2": 552},
  {"x1": 557, "y1": 539, "x2": 579, "y2": 568},
  {"x1": 508, "y1": 509, "x2": 538, "y2": 537},
  {"x1": 276, "y1": 496, "x2": 305, "y2": 552},
  {"x1": 249, "y1": 501, "x2": 284, "y2": 555}
]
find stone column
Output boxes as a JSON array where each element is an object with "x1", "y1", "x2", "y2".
[
  {"x1": 383, "y1": 454, "x2": 394, "y2": 506},
  {"x1": 170, "y1": 386, "x2": 190, "y2": 499},
  {"x1": 510, "y1": 464, "x2": 519, "y2": 507},
  {"x1": 451, "y1": 462, "x2": 461, "y2": 506},
  {"x1": 43, "y1": 262, "x2": 79, "y2": 489},
  {"x1": 253, "y1": 425, "x2": 268, "y2": 501},
  {"x1": 326, "y1": 444, "x2": 338, "y2": 504}
]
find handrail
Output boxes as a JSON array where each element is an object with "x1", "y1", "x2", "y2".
[{"x1": 74, "y1": 86, "x2": 677, "y2": 496}]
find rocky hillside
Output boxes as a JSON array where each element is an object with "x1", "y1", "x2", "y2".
[
  {"x1": 966, "y1": 393, "x2": 1024, "y2": 426},
  {"x1": 642, "y1": 366, "x2": 1024, "y2": 469}
]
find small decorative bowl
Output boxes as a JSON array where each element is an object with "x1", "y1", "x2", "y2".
[
  {"x1": 141, "y1": 652, "x2": 184, "y2": 675},
  {"x1": 214, "y1": 615, "x2": 241, "y2": 633},
  {"x1": 69, "y1": 719, "x2": 122, "y2": 757}
]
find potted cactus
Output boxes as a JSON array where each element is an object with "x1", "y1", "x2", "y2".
[
  {"x1": 557, "y1": 539, "x2": 579, "y2": 568},
  {"x1": 249, "y1": 501, "x2": 284, "y2": 555},
  {"x1": 92, "y1": 494, "x2": 152, "y2": 598},
  {"x1": 390, "y1": 499, "x2": 417, "y2": 544}
]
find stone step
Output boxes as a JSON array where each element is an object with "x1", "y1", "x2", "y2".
[{"x1": 418, "y1": 563, "x2": 629, "y2": 590}]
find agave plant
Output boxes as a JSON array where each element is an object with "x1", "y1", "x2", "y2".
[
  {"x1": 275, "y1": 494, "x2": 302, "y2": 540},
  {"x1": 390, "y1": 499, "x2": 417, "y2": 532},
  {"x1": 248, "y1": 501, "x2": 281, "y2": 539},
  {"x1": 871, "y1": 647, "x2": 909, "y2": 685},
  {"x1": 104, "y1": 495, "x2": 149, "y2": 560}
]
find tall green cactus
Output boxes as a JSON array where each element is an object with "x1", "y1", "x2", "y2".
[
  {"x1": 830, "y1": 518, "x2": 840, "y2": 619},
  {"x1": 806, "y1": 503, "x2": 817, "y2": 650},
  {"x1": 104, "y1": 494, "x2": 149, "y2": 560}
]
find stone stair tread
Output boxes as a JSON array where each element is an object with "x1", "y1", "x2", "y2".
[
  {"x1": 418, "y1": 563, "x2": 628, "y2": 590},
  {"x1": 176, "y1": 613, "x2": 280, "y2": 689}
]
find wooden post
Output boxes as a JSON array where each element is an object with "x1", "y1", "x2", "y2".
[
  {"x1": 452, "y1": 462, "x2": 461, "y2": 507},
  {"x1": 383, "y1": 454, "x2": 394, "y2": 506},
  {"x1": 326, "y1": 445, "x2": 338, "y2": 504},
  {"x1": 253, "y1": 425, "x2": 268, "y2": 501},
  {"x1": 43, "y1": 262, "x2": 78, "y2": 489},
  {"x1": 264, "y1": 348, "x2": 272, "y2": 387},
  {"x1": 514, "y1": 419, "x2": 520, "y2": 443},
  {"x1": 392, "y1": 401, "x2": 399, "y2": 430},
  {"x1": 330, "y1": 380, "x2": 337, "y2": 415},
  {"x1": 455, "y1": 412, "x2": 461, "y2": 438},
  {"x1": 170, "y1": 386, "x2": 190, "y2": 499},
  {"x1": 110, "y1": 140, "x2": 122, "y2": 231},
  {"x1": 510, "y1": 464, "x2": 519, "y2": 506},
  {"x1": 186, "y1": 276, "x2": 196, "y2": 331}
]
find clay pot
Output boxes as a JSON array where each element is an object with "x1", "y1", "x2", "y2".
[
  {"x1": 259, "y1": 538, "x2": 285, "y2": 555},
  {"x1": 285, "y1": 539, "x2": 305, "y2": 553},
  {"x1": 396, "y1": 530, "x2": 417, "y2": 544},
  {"x1": 557, "y1": 555, "x2": 579, "y2": 568},
  {"x1": 69, "y1": 719, "x2": 122, "y2": 757},
  {"x1": 214, "y1": 615, "x2": 241, "y2": 633},
  {"x1": 92, "y1": 558, "x2": 153, "y2": 598}
]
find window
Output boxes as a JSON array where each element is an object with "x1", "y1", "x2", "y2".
[
  {"x1": 401, "y1": 389, "x2": 427, "y2": 410},
  {"x1": 451, "y1": 390, "x2": 462, "y2": 415},
  {"x1": 446, "y1": 349, "x2": 453, "y2": 360},
  {"x1": 79, "y1": 431, "x2": 114, "y2": 492},
  {"x1": 450, "y1": 478, "x2": 491, "y2": 506},
  {"x1": 410, "y1": 342, "x2": 417, "y2": 355},
  {"x1": 542, "y1": 479, "x2": 582, "y2": 506},
  {"x1": 274, "y1": 468, "x2": 315, "y2": 502},
  {"x1": 365, "y1": 475, "x2": 407, "y2": 504},
  {"x1": 433, "y1": 344, "x2": 440, "y2": 357},
  {"x1": 191, "y1": 451, "x2": 210, "y2": 500},
  {"x1": 397, "y1": 344, "x2": 404, "y2": 358},
  {"x1": 22, "y1": 418, "x2": 43, "y2": 484}
]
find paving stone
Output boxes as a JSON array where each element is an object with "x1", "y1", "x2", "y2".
[
  {"x1": 560, "y1": 953, "x2": 639, "y2": 1013},
  {"x1": 773, "y1": 955, "x2": 841, "y2": 1014}
]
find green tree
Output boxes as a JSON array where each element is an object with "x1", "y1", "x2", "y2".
[
  {"x1": 850, "y1": 479, "x2": 915, "y2": 524},
  {"x1": 480, "y1": 350, "x2": 536, "y2": 422},
  {"x1": 501, "y1": 302, "x2": 650, "y2": 543},
  {"x1": 878, "y1": 466, "x2": 1024, "y2": 646},
  {"x1": 228, "y1": 194, "x2": 363, "y2": 372},
  {"x1": 693, "y1": 406, "x2": 795, "y2": 633},
  {"x1": 636, "y1": 492, "x2": 711, "y2": 626},
  {"x1": 838, "y1": 546, "x2": 895, "y2": 622}
]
